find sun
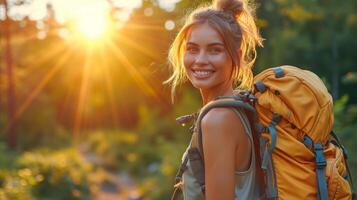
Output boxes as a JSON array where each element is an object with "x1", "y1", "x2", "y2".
[
  {"x1": 73, "y1": 5, "x2": 110, "y2": 40},
  {"x1": 77, "y1": 15, "x2": 108, "y2": 39}
]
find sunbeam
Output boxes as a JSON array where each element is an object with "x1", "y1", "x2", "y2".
[
  {"x1": 98, "y1": 47, "x2": 120, "y2": 128},
  {"x1": 106, "y1": 41, "x2": 162, "y2": 103},
  {"x1": 8, "y1": 48, "x2": 74, "y2": 132},
  {"x1": 115, "y1": 33, "x2": 162, "y2": 61},
  {"x1": 73, "y1": 47, "x2": 92, "y2": 140},
  {"x1": 22, "y1": 41, "x2": 68, "y2": 82}
]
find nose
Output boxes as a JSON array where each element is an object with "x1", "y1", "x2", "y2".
[{"x1": 195, "y1": 50, "x2": 209, "y2": 65}]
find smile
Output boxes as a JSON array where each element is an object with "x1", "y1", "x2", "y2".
[{"x1": 192, "y1": 69, "x2": 214, "y2": 79}]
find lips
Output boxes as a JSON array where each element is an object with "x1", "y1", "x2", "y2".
[{"x1": 191, "y1": 69, "x2": 215, "y2": 79}]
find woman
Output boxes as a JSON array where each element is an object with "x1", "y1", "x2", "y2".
[{"x1": 165, "y1": 0, "x2": 263, "y2": 199}]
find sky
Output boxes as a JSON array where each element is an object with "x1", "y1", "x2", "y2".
[{"x1": 0, "y1": 0, "x2": 182, "y2": 23}]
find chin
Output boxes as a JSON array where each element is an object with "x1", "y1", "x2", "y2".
[
  {"x1": 187, "y1": 72, "x2": 218, "y2": 91},
  {"x1": 191, "y1": 80, "x2": 215, "y2": 90}
]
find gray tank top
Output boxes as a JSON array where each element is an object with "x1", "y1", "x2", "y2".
[{"x1": 181, "y1": 108, "x2": 261, "y2": 200}]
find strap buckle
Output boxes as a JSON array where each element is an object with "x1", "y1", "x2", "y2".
[
  {"x1": 303, "y1": 135, "x2": 313, "y2": 149},
  {"x1": 271, "y1": 113, "x2": 281, "y2": 125}
]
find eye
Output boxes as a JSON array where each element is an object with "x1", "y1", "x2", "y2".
[
  {"x1": 208, "y1": 47, "x2": 223, "y2": 54},
  {"x1": 186, "y1": 46, "x2": 199, "y2": 54}
]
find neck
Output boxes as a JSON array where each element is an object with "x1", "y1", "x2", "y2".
[{"x1": 200, "y1": 83, "x2": 234, "y2": 105}]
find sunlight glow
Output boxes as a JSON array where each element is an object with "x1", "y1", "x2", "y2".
[
  {"x1": 5, "y1": 0, "x2": 182, "y2": 134},
  {"x1": 157, "y1": 0, "x2": 182, "y2": 12},
  {"x1": 165, "y1": 20, "x2": 175, "y2": 30},
  {"x1": 107, "y1": 41, "x2": 162, "y2": 103},
  {"x1": 74, "y1": 5, "x2": 110, "y2": 40},
  {"x1": 76, "y1": 14, "x2": 108, "y2": 39},
  {"x1": 0, "y1": 5, "x2": 6, "y2": 20}
]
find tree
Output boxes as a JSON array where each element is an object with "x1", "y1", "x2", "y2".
[
  {"x1": 1, "y1": 0, "x2": 16, "y2": 149},
  {"x1": 256, "y1": 0, "x2": 357, "y2": 102}
]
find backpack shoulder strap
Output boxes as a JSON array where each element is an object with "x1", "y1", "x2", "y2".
[
  {"x1": 194, "y1": 97, "x2": 266, "y2": 197},
  {"x1": 195, "y1": 97, "x2": 257, "y2": 166}
]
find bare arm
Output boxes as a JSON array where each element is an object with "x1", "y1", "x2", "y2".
[{"x1": 201, "y1": 108, "x2": 251, "y2": 200}]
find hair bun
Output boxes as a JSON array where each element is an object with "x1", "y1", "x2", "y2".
[{"x1": 213, "y1": 0, "x2": 243, "y2": 16}]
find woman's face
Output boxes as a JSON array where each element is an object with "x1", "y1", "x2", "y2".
[{"x1": 184, "y1": 23, "x2": 233, "y2": 92}]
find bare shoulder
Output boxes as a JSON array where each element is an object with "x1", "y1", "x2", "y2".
[{"x1": 201, "y1": 107, "x2": 245, "y2": 138}]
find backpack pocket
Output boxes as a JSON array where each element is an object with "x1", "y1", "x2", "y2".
[{"x1": 325, "y1": 143, "x2": 352, "y2": 200}]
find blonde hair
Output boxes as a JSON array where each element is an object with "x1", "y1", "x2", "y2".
[{"x1": 165, "y1": 0, "x2": 263, "y2": 100}]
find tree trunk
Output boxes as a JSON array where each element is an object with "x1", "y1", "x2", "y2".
[{"x1": 3, "y1": 0, "x2": 16, "y2": 149}]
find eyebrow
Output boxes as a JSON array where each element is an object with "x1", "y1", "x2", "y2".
[{"x1": 186, "y1": 42, "x2": 225, "y2": 47}]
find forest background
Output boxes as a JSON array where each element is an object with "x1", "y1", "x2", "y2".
[{"x1": 0, "y1": 0, "x2": 356, "y2": 199}]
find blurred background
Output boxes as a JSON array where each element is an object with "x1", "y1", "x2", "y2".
[{"x1": 0, "y1": 0, "x2": 356, "y2": 199}]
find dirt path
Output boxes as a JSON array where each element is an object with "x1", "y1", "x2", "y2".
[{"x1": 79, "y1": 146, "x2": 142, "y2": 200}]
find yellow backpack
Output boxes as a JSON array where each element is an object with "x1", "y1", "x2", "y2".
[
  {"x1": 172, "y1": 65, "x2": 355, "y2": 200},
  {"x1": 253, "y1": 65, "x2": 353, "y2": 199}
]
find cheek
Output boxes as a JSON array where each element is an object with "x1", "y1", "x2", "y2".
[
  {"x1": 212, "y1": 54, "x2": 233, "y2": 80},
  {"x1": 225, "y1": 58, "x2": 234, "y2": 76},
  {"x1": 210, "y1": 54, "x2": 232, "y2": 69},
  {"x1": 183, "y1": 53, "x2": 194, "y2": 69}
]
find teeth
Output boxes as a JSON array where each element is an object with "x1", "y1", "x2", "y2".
[{"x1": 194, "y1": 71, "x2": 211, "y2": 76}]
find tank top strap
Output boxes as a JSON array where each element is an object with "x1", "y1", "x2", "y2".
[
  {"x1": 231, "y1": 108, "x2": 254, "y2": 147},
  {"x1": 231, "y1": 108, "x2": 256, "y2": 174}
]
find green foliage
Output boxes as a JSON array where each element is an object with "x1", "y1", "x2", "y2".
[
  {"x1": 85, "y1": 129, "x2": 158, "y2": 174},
  {"x1": 84, "y1": 129, "x2": 188, "y2": 200},
  {"x1": 139, "y1": 140, "x2": 186, "y2": 200},
  {"x1": 0, "y1": 142, "x2": 20, "y2": 170},
  {"x1": 256, "y1": 0, "x2": 357, "y2": 101},
  {"x1": 0, "y1": 89, "x2": 71, "y2": 150},
  {"x1": 0, "y1": 148, "x2": 93, "y2": 200},
  {"x1": 334, "y1": 96, "x2": 357, "y2": 192},
  {"x1": 82, "y1": 90, "x2": 200, "y2": 199}
]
